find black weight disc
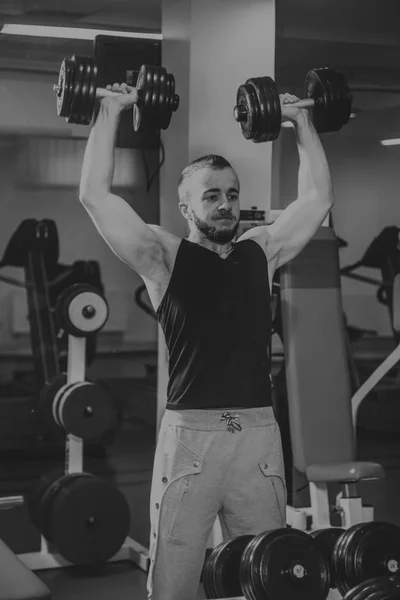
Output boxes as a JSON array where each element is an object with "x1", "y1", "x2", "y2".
[
  {"x1": 149, "y1": 66, "x2": 164, "y2": 133},
  {"x1": 156, "y1": 68, "x2": 168, "y2": 131},
  {"x1": 245, "y1": 528, "x2": 331, "y2": 600},
  {"x1": 67, "y1": 55, "x2": 86, "y2": 124},
  {"x1": 212, "y1": 535, "x2": 254, "y2": 598},
  {"x1": 235, "y1": 82, "x2": 259, "y2": 142},
  {"x1": 240, "y1": 533, "x2": 260, "y2": 600},
  {"x1": 74, "y1": 56, "x2": 93, "y2": 125},
  {"x1": 305, "y1": 67, "x2": 352, "y2": 133},
  {"x1": 38, "y1": 373, "x2": 67, "y2": 434},
  {"x1": 310, "y1": 527, "x2": 345, "y2": 588},
  {"x1": 248, "y1": 76, "x2": 280, "y2": 143},
  {"x1": 203, "y1": 548, "x2": 216, "y2": 598},
  {"x1": 50, "y1": 473, "x2": 130, "y2": 565},
  {"x1": 343, "y1": 576, "x2": 400, "y2": 600},
  {"x1": 203, "y1": 542, "x2": 223, "y2": 598},
  {"x1": 76, "y1": 55, "x2": 97, "y2": 125},
  {"x1": 133, "y1": 64, "x2": 154, "y2": 132},
  {"x1": 25, "y1": 470, "x2": 63, "y2": 531},
  {"x1": 57, "y1": 381, "x2": 116, "y2": 440},
  {"x1": 334, "y1": 523, "x2": 364, "y2": 596},
  {"x1": 56, "y1": 57, "x2": 74, "y2": 119},
  {"x1": 163, "y1": 73, "x2": 178, "y2": 130},
  {"x1": 335, "y1": 522, "x2": 400, "y2": 596},
  {"x1": 41, "y1": 472, "x2": 84, "y2": 540}
]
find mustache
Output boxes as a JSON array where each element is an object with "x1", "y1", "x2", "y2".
[{"x1": 214, "y1": 214, "x2": 236, "y2": 220}]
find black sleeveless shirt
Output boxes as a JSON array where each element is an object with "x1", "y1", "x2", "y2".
[{"x1": 157, "y1": 238, "x2": 272, "y2": 410}]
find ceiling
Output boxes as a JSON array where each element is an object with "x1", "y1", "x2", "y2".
[{"x1": 0, "y1": 0, "x2": 399, "y2": 111}]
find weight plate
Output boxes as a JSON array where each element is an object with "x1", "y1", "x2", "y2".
[
  {"x1": 38, "y1": 373, "x2": 68, "y2": 433},
  {"x1": 56, "y1": 283, "x2": 109, "y2": 337},
  {"x1": 49, "y1": 473, "x2": 130, "y2": 565},
  {"x1": 334, "y1": 523, "x2": 364, "y2": 596},
  {"x1": 241, "y1": 528, "x2": 330, "y2": 600},
  {"x1": 133, "y1": 64, "x2": 154, "y2": 132},
  {"x1": 213, "y1": 534, "x2": 254, "y2": 598},
  {"x1": 75, "y1": 55, "x2": 97, "y2": 126},
  {"x1": 162, "y1": 72, "x2": 178, "y2": 131},
  {"x1": 334, "y1": 522, "x2": 400, "y2": 596},
  {"x1": 56, "y1": 381, "x2": 116, "y2": 440},
  {"x1": 262, "y1": 75, "x2": 282, "y2": 142},
  {"x1": 75, "y1": 56, "x2": 92, "y2": 125},
  {"x1": 204, "y1": 543, "x2": 222, "y2": 598},
  {"x1": 240, "y1": 533, "x2": 260, "y2": 600},
  {"x1": 25, "y1": 469, "x2": 63, "y2": 531},
  {"x1": 67, "y1": 54, "x2": 86, "y2": 125},
  {"x1": 149, "y1": 66, "x2": 164, "y2": 133},
  {"x1": 41, "y1": 472, "x2": 84, "y2": 541},
  {"x1": 235, "y1": 82, "x2": 258, "y2": 141},
  {"x1": 56, "y1": 57, "x2": 74, "y2": 119},
  {"x1": 305, "y1": 67, "x2": 352, "y2": 134},
  {"x1": 343, "y1": 576, "x2": 400, "y2": 600},
  {"x1": 248, "y1": 78, "x2": 268, "y2": 143},
  {"x1": 310, "y1": 527, "x2": 345, "y2": 588}
]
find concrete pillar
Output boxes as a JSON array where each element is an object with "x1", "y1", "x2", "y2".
[{"x1": 157, "y1": 0, "x2": 276, "y2": 435}]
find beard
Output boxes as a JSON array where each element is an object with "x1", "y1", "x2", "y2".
[{"x1": 192, "y1": 213, "x2": 239, "y2": 244}]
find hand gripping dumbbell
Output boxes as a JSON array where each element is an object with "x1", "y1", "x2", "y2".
[
  {"x1": 234, "y1": 67, "x2": 352, "y2": 142},
  {"x1": 53, "y1": 54, "x2": 180, "y2": 132}
]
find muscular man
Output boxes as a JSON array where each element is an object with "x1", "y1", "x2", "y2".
[{"x1": 79, "y1": 84, "x2": 334, "y2": 600}]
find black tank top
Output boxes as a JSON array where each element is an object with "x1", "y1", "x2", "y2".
[{"x1": 157, "y1": 238, "x2": 272, "y2": 410}]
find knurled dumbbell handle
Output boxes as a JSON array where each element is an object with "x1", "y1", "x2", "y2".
[
  {"x1": 290, "y1": 98, "x2": 315, "y2": 108},
  {"x1": 52, "y1": 84, "x2": 139, "y2": 101}
]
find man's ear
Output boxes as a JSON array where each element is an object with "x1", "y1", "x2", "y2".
[{"x1": 179, "y1": 201, "x2": 191, "y2": 221}]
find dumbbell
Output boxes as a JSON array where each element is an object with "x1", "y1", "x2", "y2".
[
  {"x1": 54, "y1": 54, "x2": 180, "y2": 131},
  {"x1": 309, "y1": 527, "x2": 345, "y2": 589},
  {"x1": 332, "y1": 521, "x2": 400, "y2": 597},
  {"x1": 234, "y1": 67, "x2": 352, "y2": 142},
  {"x1": 203, "y1": 527, "x2": 331, "y2": 600}
]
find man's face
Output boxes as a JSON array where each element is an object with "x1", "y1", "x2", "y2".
[{"x1": 182, "y1": 167, "x2": 241, "y2": 243}]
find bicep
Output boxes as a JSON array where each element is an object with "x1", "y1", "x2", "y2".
[
  {"x1": 81, "y1": 193, "x2": 162, "y2": 277},
  {"x1": 267, "y1": 193, "x2": 331, "y2": 268}
]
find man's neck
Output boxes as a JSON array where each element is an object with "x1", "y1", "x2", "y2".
[{"x1": 188, "y1": 232, "x2": 235, "y2": 256}]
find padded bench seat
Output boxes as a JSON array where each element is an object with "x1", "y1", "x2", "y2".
[
  {"x1": 306, "y1": 461, "x2": 385, "y2": 483},
  {"x1": 0, "y1": 539, "x2": 51, "y2": 600}
]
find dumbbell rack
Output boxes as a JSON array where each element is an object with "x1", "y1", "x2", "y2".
[{"x1": 0, "y1": 333, "x2": 150, "y2": 574}]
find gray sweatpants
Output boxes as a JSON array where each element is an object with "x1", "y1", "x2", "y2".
[{"x1": 147, "y1": 406, "x2": 287, "y2": 600}]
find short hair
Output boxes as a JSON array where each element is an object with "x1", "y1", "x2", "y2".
[{"x1": 178, "y1": 155, "x2": 234, "y2": 203}]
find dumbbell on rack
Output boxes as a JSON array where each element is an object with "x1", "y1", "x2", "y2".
[
  {"x1": 202, "y1": 521, "x2": 400, "y2": 600},
  {"x1": 53, "y1": 53, "x2": 180, "y2": 132},
  {"x1": 203, "y1": 527, "x2": 331, "y2": 600},
  {"x1": 234, "y1": 67, "x2": 352, "y2": 142},
  {"x1": 38, "y1": 283, "x2": 116, "y2": 440}
]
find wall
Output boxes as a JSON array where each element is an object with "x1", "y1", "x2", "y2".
[
  {"x1": 275, "y1": 105, "x2": 400, "y2": 335},
  {"x1": 0, "y1": 72, "x2": 159, "y2": 356}
]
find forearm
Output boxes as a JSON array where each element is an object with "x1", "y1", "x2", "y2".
[
  {"x1": 79, "y1": 100, "x2": 122, "y2": 202},
  {"x1": 294, "y1": 112, "x2": 334, "y2": 204}
]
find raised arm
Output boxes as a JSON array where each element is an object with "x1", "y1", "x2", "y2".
[
  {"x1": 239, "y1": 94, "x2": 334, "y2": 269},
  {"x1": 79, "y1": 85, "x2": 167, "y2": 280},
  {"x1": 267, "y1": 94, "x2": 334, "y2": 267}
]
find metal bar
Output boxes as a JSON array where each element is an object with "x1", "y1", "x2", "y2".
[{"x1": 0, "y1": 495, "x2": 24, "y2": 509}]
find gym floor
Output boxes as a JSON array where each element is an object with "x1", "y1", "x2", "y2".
[{"x1": 1, "y1": 375, "x2": 400, "y2": 600}]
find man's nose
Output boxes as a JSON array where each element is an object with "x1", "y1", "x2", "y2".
[{"x1": 218, "y1": 196, "x2": 232, "y2": 211}]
